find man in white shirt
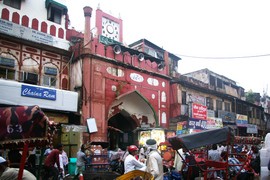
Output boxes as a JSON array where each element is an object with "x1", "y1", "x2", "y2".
[
  {"x1": 124, "y1": 145, "x2": 146, "y2": 174},
  {"x1": 145, "y1": 139, "x2": 163, "y2": 180}
]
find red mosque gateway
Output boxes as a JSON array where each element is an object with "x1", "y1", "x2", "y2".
[{"x1": 70, "y1": 7, "x2": 180, "y2": 148}]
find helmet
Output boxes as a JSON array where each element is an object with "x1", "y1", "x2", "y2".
[{"x1": 128, "y1": 145, "x2": 139, "y2": 153}]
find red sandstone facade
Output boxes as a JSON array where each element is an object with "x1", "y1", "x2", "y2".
[{"x1": 70, "y1": 7, "x2": 180, "y2": 147}]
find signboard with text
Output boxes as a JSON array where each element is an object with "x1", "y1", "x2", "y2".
[
  {"x1": 192, "y1": 103, "x2": 207, "y2": 120},
  {"x1": 236, "y1": 114, "x2": 248, "y2": 126},
  {"x1": 21, "y1": 84, "x2": 56, "y2": 100},
  {"x1": 188, "y1": 118, "x2": 207, "y2": 130}
]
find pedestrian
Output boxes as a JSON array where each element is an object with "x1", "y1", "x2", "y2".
[
  {"x1": 138, "y1": 146, "x2": 146, "y2": 162},
  {"x1": 44, "y1": 144, "x2": 53, "y2": 156},
  {"x1": 61, "y1": 149, "x2": 69, "y2": 175},
  {"x1": 43, "y1": 144, "x2": 63, "y2": 180},
  {"x1": 145, "y1": 139, "x2": 163, "y2": 180},
  {"x1": 26, "y1": 147, "x2": 37, "y2": 176},
  {"x1": 7, "y1": 149, "x2": 22, "y2": 168},
  {"x1": 74, "y1": 144, "x2": 87, "y2": 179},
  {"x1": 220, "y1": 151, "x2": 251, "y2": 180},
  {"x1": 124, "y1": 145, "x2": 146, "y2": 174},
  {"x1": 0, "y1": 156, "x2": 36, "y2": 180},
  {"x1": 208, "y1": 144, "x2": 222, "y2": 178}
]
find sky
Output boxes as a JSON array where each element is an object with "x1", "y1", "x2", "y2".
[{"x1": 65, "y1": 0, "x2": 270, "y2": 96}]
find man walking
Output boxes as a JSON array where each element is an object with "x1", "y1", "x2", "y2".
[
  {"x1": 74, "y1": 144, "x2": 87, "y2": 179},
  {"x1": 145, "y1": 139, "x2": 163, "y2": 180}
]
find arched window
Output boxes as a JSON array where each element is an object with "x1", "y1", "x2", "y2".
[
  {"x1": 32, "y1": 18, "x2": 39, "y2": 30},
  {"x1": 50, "y1": 25, "x2": 56, "y2": 36},
  {"x1": 22, "y1": 15, "x2": 29, "y2": 27},
  {"x1": 41, "y1": 22, "x2": 48, "y2": 33},
  {"x1": 12, "y1": 12, "x2": 20, "y2": 24},
  {"x1": 1, "y1": 8, "x2": 10, "y2": 20}
]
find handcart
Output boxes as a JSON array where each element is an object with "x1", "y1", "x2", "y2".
[
  {"x1": 83, "y1": 141, "x2": 120, "y2": 180},
  {"x1": 168, "y1": 126, "x2": 256, "y2": 180}
]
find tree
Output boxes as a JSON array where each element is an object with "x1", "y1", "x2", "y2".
[{"x1": 245, "y1": 90, "x2": 261, "y2": 104}]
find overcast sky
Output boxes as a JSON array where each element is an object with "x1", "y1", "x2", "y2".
[{"x1": 65, "y1": 0, "x2": 270, "y2": 96}]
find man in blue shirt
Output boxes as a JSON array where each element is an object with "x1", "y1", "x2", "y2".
[{"x1": 74, "y1": 144, "x2": 87, "y2": 179}]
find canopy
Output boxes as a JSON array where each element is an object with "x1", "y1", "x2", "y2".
[
  {"x1": 0, "y1": 105, "x2": 49, "y2": 146},
  {"x1": 168, "y1": 126, "x2": 234, "y2": 150}
]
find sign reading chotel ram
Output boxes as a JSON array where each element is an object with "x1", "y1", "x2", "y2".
[{"x1": 21, "y1": 84, "x2": 56, "y2": 100}]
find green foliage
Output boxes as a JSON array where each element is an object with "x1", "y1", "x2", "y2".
[{"x1": 245, "y1": 90, "x2": 255, "y2": 103}]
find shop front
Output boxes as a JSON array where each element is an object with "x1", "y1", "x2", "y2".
[{"x1": 0, "y1": 79, "x2": 79, "y2": 153}]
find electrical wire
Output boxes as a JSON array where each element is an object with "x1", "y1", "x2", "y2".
[{"x1": 174, "y1": 53, "x2": 270, "y2": 60}]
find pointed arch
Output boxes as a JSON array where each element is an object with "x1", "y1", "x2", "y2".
[{"x1": 108, "y1": 90, "x2": 158, "y2": 127}]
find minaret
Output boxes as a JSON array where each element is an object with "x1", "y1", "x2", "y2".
[
  {"x1": 83, "y1": 6, "x2": 93, "y2": 53},
  {"x1": 82, "y1": 6, "x2": 93, "y2": 143}
]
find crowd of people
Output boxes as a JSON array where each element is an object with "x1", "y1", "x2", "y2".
[
  {"x1": 173, "y1": 143, "x2": 261, "y2": 180},
  {"x1": 0, "y1": 140, "x2": 263, "y2": 180}
]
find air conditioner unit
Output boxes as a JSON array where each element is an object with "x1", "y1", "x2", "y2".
[{"x1": 23, "y1": 72, "x2": 38, "y2": 84}]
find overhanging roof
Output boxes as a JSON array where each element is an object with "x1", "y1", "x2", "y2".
[{"x1": 45, "y1": 0, "x2": 68, "y2": 14}]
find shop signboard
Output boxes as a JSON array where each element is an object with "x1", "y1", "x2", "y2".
[
  {"x1": 236, "y1": 114, "x2": 248, "y2": 126},
  {"x1": 218, "y1": 110, "x2": 236, "y2": 124},
  {"x1": 247, "y1": 124, "x2": 258, "y2": 134},
  {"x1": 206, "y1": 117, "x2": 223, "y2": 129},
  {"x1": 192, "y1": 103, "x2": 207, "y2": 120},
  {"x1": 151, "y1": 129, "x2": 165, "y2": 145},
  {"x1": 176, "y1": 121, "x2": 187, "y2": 135},
  {"x1": 188, "y1": 118, "x2": 207, "y2": 130},
  {"x1": 138, "y1": 129, "x2": 165, "y2": 146},
  {"x1": 139, "y1": 131, "x2": 151, "y2": 146}
]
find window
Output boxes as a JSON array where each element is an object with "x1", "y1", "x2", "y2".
[
  {"x1": 224, "y1": 102, "x2": 231, "y2": 112},
  {"x1": 210, "y1": 75, "x2": 215, "y2": 86},
  {"x1": 256, "y1": 109, "x2": 261, "y2": 119},
  {"x1": 3, "y1": 0, "x2": 21, "y2": 9},
  {"x1": 182, "y1": 91, "x2": 187, "y2": 104},
  {"x1": 46, "y1": 0, "x2": 67, "y2": 25},
  {"x1": 217, "y1": 78, "x2": 222, "y2": 88},
  {"x1": 48, "y1": 6, "x2": 62, "y2": 24},
  {"x1": 23, "y1": 72, "x2": 38, "y2": 85},
  {"x1": 43, "y1": 75, "x2": 56, "y2": 87},
  {"x1": 216, "y1": 100, "x2": 223, "y2": 111},
  {"x1": 206, "y1": 97, "x2": 214, "y2": 110},
  {"x1": 0, "y1": 67, "x2": 15, "y2": 80}
]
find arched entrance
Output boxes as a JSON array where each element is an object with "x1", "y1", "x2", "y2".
[{"x1": 107, "y1": 90, "x2": 157, "y2": 150}]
